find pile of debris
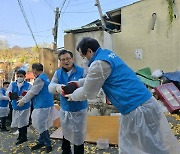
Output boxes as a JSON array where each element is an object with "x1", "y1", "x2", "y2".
[{"x1": 136, "y1": 67, "x2": 180, "y2": 114}]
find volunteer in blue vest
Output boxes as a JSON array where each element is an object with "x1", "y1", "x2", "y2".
[
  {"x1": 0, "y1": 81, "x2": 10, "y2": 131},
  {"x1": 17, "y1": 63, "x2": 57, "y2": 153},
  {"x1": 65, "y1": 37, "x2": 180, "y2": 154},
  {"x1": 48, "y1": 49, "x2": 88, "y2": 154},
  {"x1": 6, "y1": 70, "x2": 31, "y2": 145}
]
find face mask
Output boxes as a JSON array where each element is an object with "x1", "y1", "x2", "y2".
[
  {"x1": 81, "y1": 58, "x2": 89, "y2": 70},
  {"x1": 33, "y1": 70, "x2": 38, "y2": 78},
  {"x1": 82, "y1": 57, "x2": 89, "y2": 65},
  {"x1": 33, "y1": 73, "x2": 38, "y2": 78},
  {"x1": 17, "y1": 77, "x2": 24, "y2": 83}
]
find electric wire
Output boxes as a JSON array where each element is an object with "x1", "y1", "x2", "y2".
[
  {"x1": 0, "y1": 30, "x2": 49, "y2": 37},
  {"x1": 42, "y1": 0, "x2": 54, "y2": 11},
  {"x1": 27, "y1": 0, "x2": 38, "y2": 33},
  {"x1": 17, "y1": 0, "x2": 38, "y2": 47}
]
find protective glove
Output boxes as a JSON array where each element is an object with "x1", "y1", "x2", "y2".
[
  {"x1": 17, "y1": 99, "x2": 25, "y2": 107},
  {"x1": 64, "y1": 94, "x2": 73, "y2": 101},
  {"x1": 21, "y1": 91, "x2": 27, "y2": 96},
  {"x1": 55, "y1": 84, "x2": 65, "y2": 95},
  {"x1": 18, "y1": 96, "x2": 23, "y2": 100},
  {"x1": 62, "y1": 83, "x2": 78, "y2": 96},
  {"x1": 67, "y1": 81, "x2": 79, "y2": 88}
]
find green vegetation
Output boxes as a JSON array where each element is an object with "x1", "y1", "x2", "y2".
[{"x1": 166, "y1": 0, "x2": 174, "y2": 27}]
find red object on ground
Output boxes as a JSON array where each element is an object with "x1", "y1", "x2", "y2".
[{"x1": 155, "y1": 83, "x2": 180, "y2": 113}]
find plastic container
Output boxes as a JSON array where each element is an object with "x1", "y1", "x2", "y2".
[{"x1": 96, "y1": 138, "x2": 109, "y2": 149}]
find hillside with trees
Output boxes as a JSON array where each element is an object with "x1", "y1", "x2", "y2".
[{"x1": 0, "y1": 39, "x2": 40, "y2": 82}]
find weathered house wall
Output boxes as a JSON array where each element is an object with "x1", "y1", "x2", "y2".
[
  {"x1": 112, "y1": 0, "x2": 180, "y2": 72},
  {"x1": 64, "y1": 0, "x2": 180, "y2": 72},
  {"x1": 64, "y1": 31, "x2": 112, "y2": 67},
  {"x1": 39, "y1": 48, "x2": 57, "y2": 80}
]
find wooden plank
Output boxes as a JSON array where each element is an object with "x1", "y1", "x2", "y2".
[{"x1": 50, "y1": 116, "x2": 119, "y2": 145}]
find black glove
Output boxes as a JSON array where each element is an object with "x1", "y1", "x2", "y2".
[
  {"x1": 9, "y1": 92, "x2": 19, "y2": 100},
  {"x1": 62, "y1": 82, "x2": 77, "y2": 95}
]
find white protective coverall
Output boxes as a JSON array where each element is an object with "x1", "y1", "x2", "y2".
[
  {"x1": 48, "y1": 69, "x2": 87, "y2": 145},
  {"x1": 0, "y1": 90, "x2": 10, "y2": 117},
  {"x1": 19, "y1": 77, "x2": 59, "y2": 134},
  {"x1": 69, "y1": 60, "x2": 180, "y2": 154},
  {"x1": 6, "y1": 82, "x2": 31, "y2": 128}
]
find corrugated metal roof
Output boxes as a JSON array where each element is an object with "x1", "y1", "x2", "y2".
[
  {"x1": 64, "y1": 0, "x2": 140, "y2": 33},
  {"x1": 64, "y1": 20, "x2": 102, "y2": 33}
]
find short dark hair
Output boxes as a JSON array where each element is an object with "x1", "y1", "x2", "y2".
[
  {"x1": 3, "y1": 81, "x2": 10, "y2": 86},
  {"x1": 76, "y1": 37, "x2": 100, "y2": 55},
  {"x1": 16, "y1": 70, "x2": 26, "y2": 76},
  {"x1": 58, "y1": 49, "x2": 73, "y2": 60},
  {"x1": 32, "y1": 63, "x2": 43, "y2": 71}
]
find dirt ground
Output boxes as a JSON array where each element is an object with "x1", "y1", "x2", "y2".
[{"x1": 0, "y1": 113, "x2": 180, "y2": 154}]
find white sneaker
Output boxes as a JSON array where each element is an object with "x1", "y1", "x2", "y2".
[{"x1": 12, "y1": 130, "x2": 19, "y2": 135}]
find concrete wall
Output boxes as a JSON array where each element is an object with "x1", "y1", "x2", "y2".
[
  {"x1": 39, "y1": 48, "x2": 58, "y2": 80},
  {"x1": 64, "y1": 33, "x2": 75, "y2": 54},
  {"x1": 112, "y1": 0, "x2": 180, "y2": 72},
  {"x1": 64, "y1": 0, "x2": 180, "y2": 72},
  {"x1": 65, "y1": 31, "x2": 113, "y2": 67}
]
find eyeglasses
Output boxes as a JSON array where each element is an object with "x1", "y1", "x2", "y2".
[{"x1": 60, "y1": 57, "x2": 72, "y2": 62}]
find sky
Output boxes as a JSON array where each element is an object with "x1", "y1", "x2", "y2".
[{"x1": 0, "y1": 0, "x2": 139, "y2": 48}]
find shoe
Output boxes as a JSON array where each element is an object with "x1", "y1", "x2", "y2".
[
  {"x1": 31, "y1": 144, "x2": 44, "y2": 150},
  {"x1": 13, "y1": 130, "x2": 19, "y2": 135},
  {"x1": 16, "y1": 138, "x2": 28, "y2": 145},
  {"x1": 62, "y1": 150, "x2": 72, "y2": 154},
  {"x1": 46, "y1": 146, "x2": 52, "y2": 153},
  {"x1": 17, "y1": 136, "x2": 21, "y2": 140}
]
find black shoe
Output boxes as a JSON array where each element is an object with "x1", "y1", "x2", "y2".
[
  {"x1": 62, "y1": 150, "x2": 72, "y2": 154},
  {"x1": 31, "y1": 144, "x2": 44, "y2": 150},
  {"x1": 46, "y1": 146, "x2": 52, "y2": 153},
  {"x1": 16, "y1": 138, "x2": 28, "y2": 145},
  {"x1": 17, "y1": 136, "x2": 20, "y2": 140}
]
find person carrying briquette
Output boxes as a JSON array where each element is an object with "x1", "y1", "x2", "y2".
[
  {"x1": 17, "y1": 63, "x2": 58, "y2": 153},
  {"x1": 6, "y1": 70, "x2": 31, "y2": 145},
  {"x1": 65, "y1": 37, "x2": 180, "y2": 154},
  {"x1": 48, "y1": 49, "x2": 88, "y2": 154},
  {"x1": 0, "y1": 81, "x2": 10, "y2": 131}
]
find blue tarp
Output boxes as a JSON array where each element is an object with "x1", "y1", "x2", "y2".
[{"x1": 163, "y1": 71, "x2": 180, "y2": 82}]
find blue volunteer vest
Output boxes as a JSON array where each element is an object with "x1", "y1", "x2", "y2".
[
  {"x1": 88, "y1": 48, "x2": 152, "y2": 115},
  {"x1": 0, "y1": 88, "x2": 9, "y2": 107},
  {"x1": 56, "y1": 65, "x2": 88, "y2": 112},
  {"x1": 11, "y1": 81, "x2": 31, "y2": 110},
  {"x1": 32, "y1": 73, "x2": 54, "y2": 109}
]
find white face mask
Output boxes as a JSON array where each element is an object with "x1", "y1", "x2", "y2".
[
  {"x1": 82, "y1": 57, "x2": 89, "y2": 66},
  {"x1": 33, "y1": 73, "x2": 38, "y2": 78},
  {"x1": 83, "y1": 57, "x2": 89, "y2": 64},
  {"x1": 17, "y1": 77, "x2": 24, "y2": 83},
  {"x1": 33, "y1": 70, "x2": 38, "y2": 78}
]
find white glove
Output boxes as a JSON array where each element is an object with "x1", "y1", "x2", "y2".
[
  {"x1": 17, "y1": 99, "x2": 25, "y2": 107},
  {"x1": 65, "y1": 94, "x2": 73, "y2": 101},
  {"x1": 55, "y1": 84, "x2": 65, "y2": 94}
]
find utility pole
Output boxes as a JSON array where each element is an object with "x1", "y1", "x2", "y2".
[
  {"x1": 95, "y1": 0, "x2": 106, "y2": 29},
  {"x1": 52, "y1": 7, "x2": 60, "y2": 52}
]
